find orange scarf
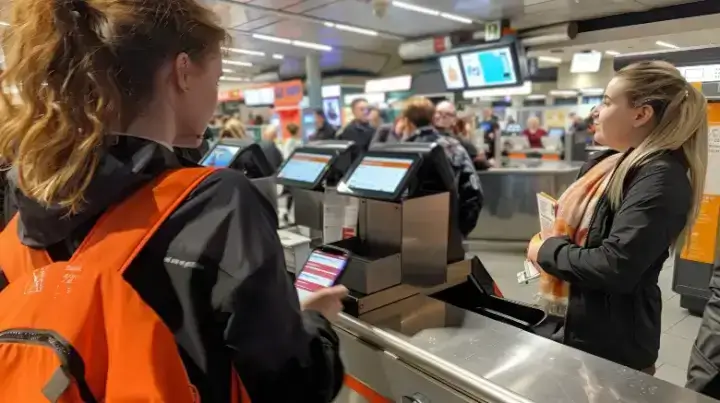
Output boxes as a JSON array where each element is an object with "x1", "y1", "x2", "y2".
[{"x1": 537, "y1": 154, "x2": 622, "y2": 316}]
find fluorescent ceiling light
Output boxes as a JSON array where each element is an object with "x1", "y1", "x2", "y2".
[
  {"x1": 293, "y1": 40, "x2": 332, "y2": 51},
  {"x1": 605, "y1": 50, "x2": 621, "y2": 56},
  {"x1": 222, "y1": 60, "x2": 253, "y2": 67},
  {"x1": 463, "y1": 81, "x2": 532, "y2": 98},
  {"x1": 272, "y1": 54, "x2": 284, "y2": 60},
  {"x1": 550, "y1": 90, "x2": 578, "y2": 97},
  {"x1": 0, "y1": 22, "x2": 8, "y2": 27},
  {"x1": 656, "y1": 40, "x2": 679, "y2": 49},
  {"x1": 539, "y1": 56, "x2": 562, "y2": 63},
  {"x1": 252, "y1": 33, "x2": 332, "y2": 52},
  {"x1": 220, "y1": 76, "x2": 250, "y2": 82},
  {"x1": 439, "y1": 12, "x2": 473, "y2": 24},
  {"x1": 222, "y1": 68, "x2": 235, "y2": 74},
  {"x1": 579, "y1": 88, "x2": 605, "y2": 96},
  {"x1": 392, "y1": 1, "x2": 439, "y2": 16},
  {"x1": 324, "y1": 21, "x2": 378, "y2": 36},
  {"x1": 392, "y1": 1, "x2": 474, "y2": 24},
  {"x1": 525, "y1": 94, "x2": 546, "y2": 100},
  {"x1": 222, "y1": 47, "x2": 265, "y2": 57},
  {"x1": 252, "y1": 33, "x2": 292, "y2": 45}
]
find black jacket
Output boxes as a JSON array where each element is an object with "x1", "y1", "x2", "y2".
[
  {"x1": 312, "y1": 122, "x2": 337, "y2": 141},
  {"x1": 405, "y1": 126, "x2": 483, "y2": 237},
  {"x1": 258, "y1": 139, "x2": 284, "y2": 172},
  {"x1": 0, "y1": 137, "x2": 344, "y2": 403},
  {"x1": 537, "y1": 149, "x2": 691, "y2": 371},
  {"x1": 338, "y1": 120, "x2": 374, "y2": 151}
]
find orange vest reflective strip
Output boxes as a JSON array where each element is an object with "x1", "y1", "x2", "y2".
[{"x1": 343, "y1": 375, "x2": 392, "y2": 403}]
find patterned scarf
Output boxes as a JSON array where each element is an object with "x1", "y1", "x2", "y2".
[{"x1": 537, "y1": 153, "x2": 623, "y2": 316}]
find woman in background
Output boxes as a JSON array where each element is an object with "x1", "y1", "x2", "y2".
[
  {"x1": 523, "y1": 116, "x2": 547, "y2": 148},
  {"x1": 281, "y1": 123, "x2": 302, "y2": 223},
  {"x1": 221, "y1": 118, "x2": 247, "y2": 139}
]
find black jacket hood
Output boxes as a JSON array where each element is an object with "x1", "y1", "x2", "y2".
[{"x1": 7, "y1": 137, "x2": 181, "y2": 249}]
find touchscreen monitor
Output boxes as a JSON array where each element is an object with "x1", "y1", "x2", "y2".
[
  {"x1": 439, "y1": 54, "x2": 466, "y2": 90},
  {"x1": 200, "y1": 144, "x2": 242, "y2": 168},
  {"x1": 345, "y1": 156, "x2": 414, "y2": 194},
  {"x1": 295, "y1": 250, "x2": 348, "y2": 303},
  {"x1": 277, "y1": 152, "x2": 333, "y2": 185},
  {"x1": 460, "y1": 46, "x2": 519, "y2": 88}
]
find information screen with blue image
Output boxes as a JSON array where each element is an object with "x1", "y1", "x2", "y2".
[
  {"x1": 201, "y1": 144, "x2": 242, "y2": 168},
  {"x1": 346, "y1": 156, "x2": 414, "y2": 194},
  {"x1": 461, "y1": 47, "x2": 518, "y2": 88}
]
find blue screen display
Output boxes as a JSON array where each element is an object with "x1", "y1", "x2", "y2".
[{"x1": 461, "y1": 47, "x2": 518, "y2": 88}]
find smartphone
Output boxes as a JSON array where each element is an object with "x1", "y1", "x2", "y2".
[{"x1": 295, "y1": 247, "x2": 349, "y2": 303}]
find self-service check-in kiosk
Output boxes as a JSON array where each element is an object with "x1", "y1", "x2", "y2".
[
  {"x1": 200, "y1": 138, "x2": 277, "y2": 211},
  {"x1": 276, "y1": 140, "x2": 360, "y2": 243},
  {"x1": 329, "y1": 143, "x2": 470, "y2": 316}
]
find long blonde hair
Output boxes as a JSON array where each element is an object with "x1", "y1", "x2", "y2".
[
  {"x1": 607, "y1": 61, "x2": 708, "y2": 245},
  {"x1": 220, "y1": 118, "x2": 247, "y2": 139},
  {"x1": 0, "y1": 0, "x2": 225, "y2": 212}
]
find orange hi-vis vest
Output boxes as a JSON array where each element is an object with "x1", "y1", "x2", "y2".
[{"x1": 0, "y1": 168, "x2": 250, "y2": 402}]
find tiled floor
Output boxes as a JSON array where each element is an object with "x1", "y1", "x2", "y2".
[{"x1": 465, "y1": 240, "x2": 699, "y2": 388}]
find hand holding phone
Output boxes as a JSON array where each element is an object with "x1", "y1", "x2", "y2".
[
  {"x1": 301, "y1": 285, "x2": 348, "y2": 320},
  {"x1": 295, "y1": 247, "x2": 350, "y2": 307}
]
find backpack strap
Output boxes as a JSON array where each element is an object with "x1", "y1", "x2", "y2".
[
  {"x1": 0, "y1": 216, "x2": 53, "y2": 283},
  {"x1": 68, "y1": 167, "x2": 215, "y2": 273}
]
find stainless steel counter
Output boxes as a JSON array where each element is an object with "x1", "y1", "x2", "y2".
[
  {"x1": 469, "y1": 162, "x2": 581, "y2": 242},
  {"x1": 335, "y1": 293, "x2": 716, "y2": 403}
]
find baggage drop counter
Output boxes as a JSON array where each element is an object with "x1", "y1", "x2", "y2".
[
  {"x1": 332, "y1": 294, "x2": 717, "y2": 403},
  {"x1": 469, "y1": 161, "x2": 582, "y2": 242}
]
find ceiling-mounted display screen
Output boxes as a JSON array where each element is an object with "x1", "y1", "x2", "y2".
[
  {"x1": 460, "y1": 46, "x2": 519, "y2": 88},
  {"x1": 570, "y1": 52, "x2": 602, "y2": 74},
  {"x1": 439, "y1": 55, "x2": 466, "y2": 90}
]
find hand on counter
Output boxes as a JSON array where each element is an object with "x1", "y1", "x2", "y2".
[
  {"x1": 301, "y1": 285, "x2": 349, "y2": 321},
  {"x1": 527, "y1": 232, "x2": 545, "y2": 265}
]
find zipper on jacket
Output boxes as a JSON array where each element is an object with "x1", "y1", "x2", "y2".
[{"x1": 0, "y1": 329, "x2": 97, "y2": 403}]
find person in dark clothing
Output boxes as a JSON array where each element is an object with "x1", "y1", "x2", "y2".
[
  {"x1": 372, "y1": 119, "x2": 403, "y2": 144},
  {"x1": 526, "y1": 61, "x2": 707, "y2": 375},
  {"x1": 258, "y1": 124, "x2": 283, "y2": 172},
  {"x1": 338, "y1": 98, "x2": 375, "y2": 151},
  {"x1": 311, "y1": 109, "x2": 336, "y2": 141},
  {"x1": 400, "y1": 97, "x2": 483, "y2": 237},
  {"x1": 0, "y1": 1, "x2": 346, "y2": 402},
  {"x1": 434, "y1": 101, "x2": 491, "y2": 171}
]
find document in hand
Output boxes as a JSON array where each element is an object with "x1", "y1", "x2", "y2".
[{"x1": 517, "y1": 192, "x2": 558, "y2": 284}]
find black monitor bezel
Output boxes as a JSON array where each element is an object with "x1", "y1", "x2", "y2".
[
  {"x1": 199, "y1": 141, "x2": 244, "y2": 168},
  {"x1": 276, "y1": 147, "x2": 339, "y2": 190},
  {"x1": 338, "y1": 151, "x2": 422, "y2": 201}
]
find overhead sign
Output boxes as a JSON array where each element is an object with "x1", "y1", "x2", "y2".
[
  {"x1": 274, "y1": 79, "x2": 304, "y2": 107},
  {"x1": 243, "y1": 87, "x2": 274, "y2": 106},
  {"x1": 570, "y1": 52, "x2": 602, "y2": 74},
  {"x1": 485, "y1": 20, "x2": 502, "y2": 42},
  {"x1": 364, "y1": 75, "x2": 412, "y2": 94},
  {"x1": 677, "y1": 65, "x2": 720, "y2": 83},
  {"x1": 218, "y1": 89, "x2": 242, "y2": 102}
]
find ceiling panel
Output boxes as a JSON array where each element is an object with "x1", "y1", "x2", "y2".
[
  {"x1": 252, "y1": 19, "x2": 398, "y2": 51},
  {"x1": 283, "y1": 0, "x2": 342, "y2": 13},
  {"x1": 305, "y1": 1, "x2": 467, "y2": 37}
]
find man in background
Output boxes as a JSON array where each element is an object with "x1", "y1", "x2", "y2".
[
  {"x1": 400, "y1": 97, "x2": 483, "y2": 237},
  {"x1": 311, "y1": 109, "x2": 337, "y2": 141},
  {"x1": 338, "y1": 98, "x2": 375, "y2": 151}
]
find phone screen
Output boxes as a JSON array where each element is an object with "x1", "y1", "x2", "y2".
[{"x1": 295, "y1": 250, "x2": 348, "y2": 302}]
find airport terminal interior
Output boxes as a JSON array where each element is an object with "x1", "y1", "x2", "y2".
[{"x1": 4, "y1": 0, "x2": 720, "y2": 402}]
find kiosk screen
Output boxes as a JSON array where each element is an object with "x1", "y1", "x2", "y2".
[
  {"x1": 277, "y1": 152, "x2": 333, "y2": 184},
  {"x1": 346, "y1": 156, "x2": 414, "y2": 194},
  {"x1": 200, "y1": 144, "x2": 242, "y2": 168},
  {"x1": 295, "y1": 250, "x2": 348, "y2": 302}
]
